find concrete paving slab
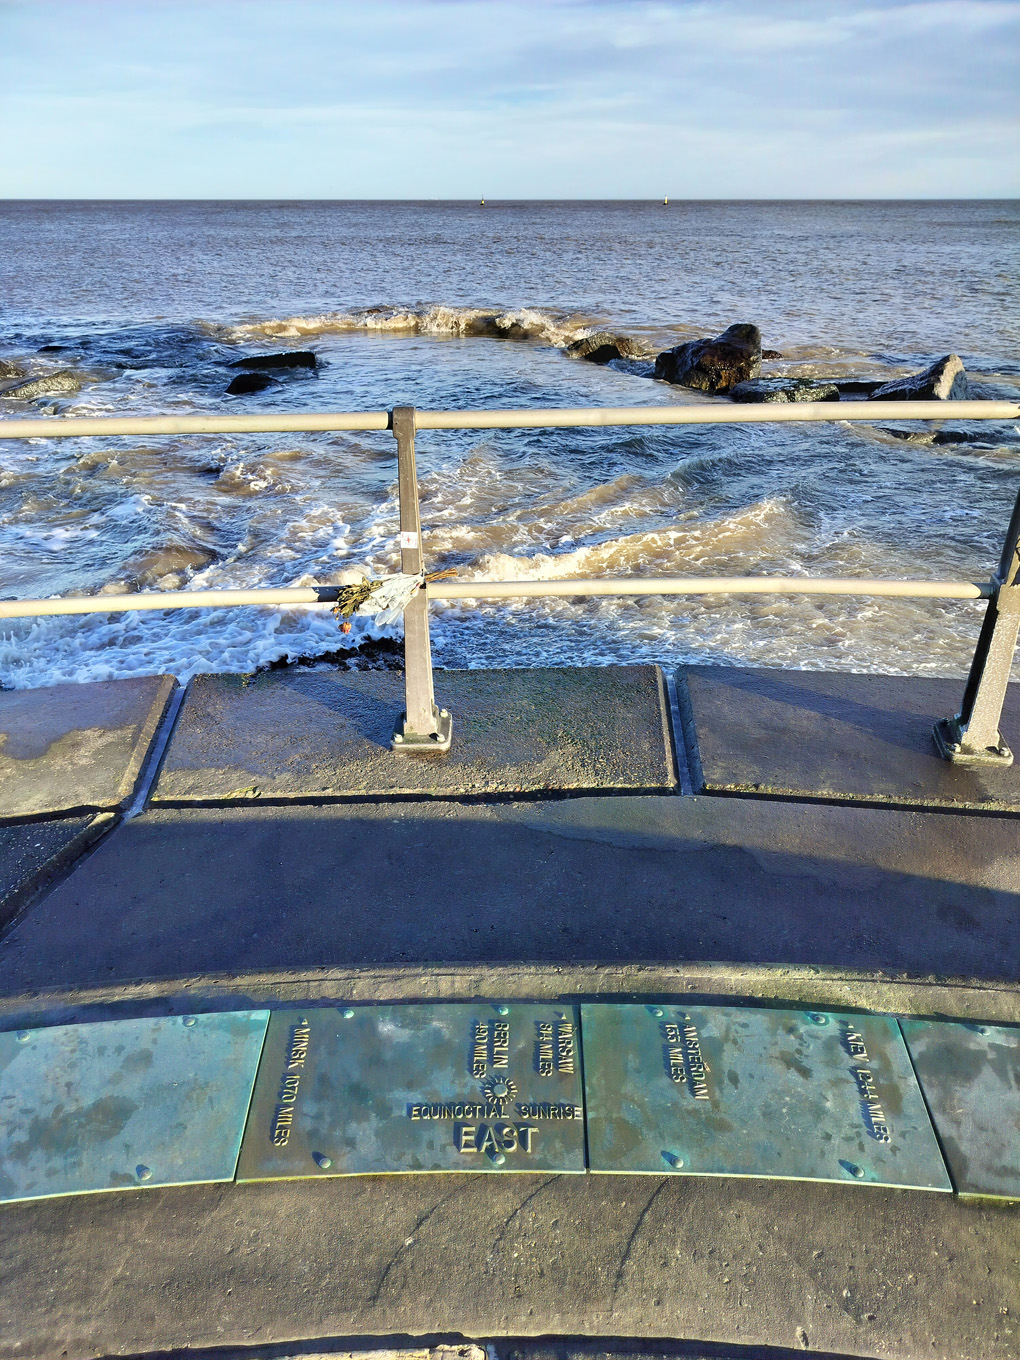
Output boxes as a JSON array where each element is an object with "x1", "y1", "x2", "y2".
[
  {"x1": 1, "y1": 1168, "x2": 1017, "y2": 1359},
  {"x1": 1, "y1": 794, "x2": 1017, "y2": 998},
  {"x1": 678, "y1": 666, "x2": 1020, "y2": 811},
  {"x1": 901, "y1": 1019, "x2": 1020, "y2": 1201},
  {"x1": 0, "y1": 814, "x2": 113, "y2": 934},
  {"x1": 0, "y1": 675, "x2": 177, "y2": 817},
  {"x1": 151, "y1": 666, "x2": 675, "y2": 804}
]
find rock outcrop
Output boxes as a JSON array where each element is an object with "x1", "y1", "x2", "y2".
[
  {"x1": 230, "y1": 351, "x2": 317, "y2": 371},
  {"x1": 566, "y1": 332, "x2": 642, "y2": 365},
  {"x1": 868, "y1": 354, "x2": 969, "y2": 402},
  {"x1": 832, "y1": 379, "x2": 884, "y2": 397},
  {"x1": 0, "y1": 359, "x2": 26, "y2": 380},
  {"x1": 1, "y1": 370, "x2": 83, "y2": 399},
  {"x1": 226, "y1": 372, "x2": 279, "y2": 395},
  {"x1": 883, "y1": 428, "x2": 998, "y2": 448},
  {"x1": 730, "y1": 378, "x2": 839, "y2": 404},
  {"x1": 654, "y1": 324, "x2": 761, "y2": 393}
]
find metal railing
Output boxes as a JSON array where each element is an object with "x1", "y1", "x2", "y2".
[{"x1": 0, "y1": 398, "x2": 1018, "y2": 765}]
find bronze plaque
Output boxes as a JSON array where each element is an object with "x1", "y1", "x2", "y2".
[
  {"x1": 583, "y1": 1003, "x2": 951, "y2": 1189},
  {"x1": 236, "y1": 1003, "x2": 585, "y2": 1179},
  {"x1": 0, "y1": 1012, "x2": 269, "y2": 1204}
]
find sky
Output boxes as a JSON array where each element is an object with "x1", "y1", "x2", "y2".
[{"x1": 0, "y1": 0, "x2": 1017, "y2": 198}]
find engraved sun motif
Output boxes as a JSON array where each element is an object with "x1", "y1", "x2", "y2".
[{"x1": 481, "y1": 1076, "x2": 518, "y2": 1102}]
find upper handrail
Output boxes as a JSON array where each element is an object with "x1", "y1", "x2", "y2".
[{"x1": 0, "y1": 399, "x2": 1017, "y2": 439}]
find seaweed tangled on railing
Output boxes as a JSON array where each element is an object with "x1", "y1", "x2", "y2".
[{"x1": 331, "y1": 569, "x2": 456, "y2": 634}]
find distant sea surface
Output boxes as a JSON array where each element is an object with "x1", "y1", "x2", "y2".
[{"x1": 0, "y1": 199, "x2": 1017, "y2": 688}]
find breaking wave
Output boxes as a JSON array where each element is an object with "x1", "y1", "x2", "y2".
[
  {"x1": 225, "y1": 304, "x2": 645, "y2": 353},
  {"x1": 457, "y1": 499, "x2": 805, "y2": 582}
]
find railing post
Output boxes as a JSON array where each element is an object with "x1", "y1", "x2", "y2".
[
  {"x1": 935, "y1": 486, "x2": 1020, "y2": 766},
  {"x1": 390, "y1": 406, "x2": 452, "y2": 754}
]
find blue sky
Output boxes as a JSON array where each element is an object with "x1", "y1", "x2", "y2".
[{"x1": 1, "y1": 0, "x2": 1017, "y2": 198}]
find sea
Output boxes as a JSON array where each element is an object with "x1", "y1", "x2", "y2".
[{"x1": 0, "y1": 199, "x2": 1018, "y2": 690}]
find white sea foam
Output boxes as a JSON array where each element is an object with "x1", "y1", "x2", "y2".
[{"x1": 226, "y1": 303, "x2": 620, "y2": 352}]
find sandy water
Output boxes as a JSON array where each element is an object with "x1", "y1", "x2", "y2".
[{"x1": 0, "y1": 199, "x2": 1018, "y2": 688}]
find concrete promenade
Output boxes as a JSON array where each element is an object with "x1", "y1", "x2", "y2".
[{"x1": 0, "y1": 663, "x2": 1018, "y2": 1360}]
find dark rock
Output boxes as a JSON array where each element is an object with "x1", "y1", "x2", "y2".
[
  {"x1": 883, "y1": 427, "x2": 1004, "y2": 450},
  {"x1": 869, "y1": 354, "x2": 969, "y2": 402},
  {"x1": 36, "y1": 344, "x2": 68, "y2": 353},
  {"x1": 762, "y1": 349, "x2": 783, "y2": 360},
  {"x1": 654, "y1": 323, "x2": 761, "y2": 393},
  {"x1": 932, "y1": 430, "x2": 998, "y2": 447},
  {"x1": 832, "y1": 379, "x2": 885, "y2": 397},
  {"x1": 230, "y1": 351, "x2": 317, "y2": 371},
  {"x1": 881, "y1": 428, "x2": 935, "y2": 445},
  {"x1": 226, "y1": 372, "x2": 279, "y2": 395},
  {"x1": 566, "y1": 332, "x2": 642, "y2": 364},
  {"x1": 1, "y1": 370, "x2": 83, "y2": 399},
  {"x1": 0, "y1": 359, "x2": 26, "y2": 381},
  {"x1": 730, "y1": 378, "x2": 839, "y2": 404}
]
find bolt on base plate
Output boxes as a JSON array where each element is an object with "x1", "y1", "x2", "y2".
[
  {"x1": 392, "y1": 707, "x2": 453, "y2": 755},
  {"x1": 933, "y1": 717, "x2": 1014, "y2": 768}
]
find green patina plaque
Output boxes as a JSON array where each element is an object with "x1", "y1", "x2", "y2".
[
  {"x1": 582, "y1": 1004, "x2": 951, "y2": 1190},
  {"x1": 900, "y1": 1020, "x2": 1020, "y2": 1200},
  {"x1": 236, "y1": 1003, "x2": 585, "y2": 1179},
  {"x1": 0, "y1": 1011, "x2": 269, "y2": 1203}
]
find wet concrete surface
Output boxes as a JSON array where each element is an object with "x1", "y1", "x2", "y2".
[
  {"x1": 0, "y1": 794, "x2": 1016, "y2": 997},
  {"x1": 1, "y1": 1168, "x2": 1017, "y2": 1360},
  {"x1": 152, "y1": 666, "x2": 676, "y2": 803},
  {"x1": 0, "y1": 813, "x2": 113, "y2": 935},
  {"x1": 2, "y1": 666, "x2": 1019, "y2": 1359},
  {"x1": 0, "y1": 674, "x2": 176, "y2": 817},
  {"x1": 680, "y1": 667, "x2": 1020, "y2": 811}
]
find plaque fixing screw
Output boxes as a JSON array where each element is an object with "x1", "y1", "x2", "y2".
[
  {"x1": 496, "y1": 1004, "x2": 510, "y2": 1016},
  {"x1": 840, "y1": 1160, "x2": 866, "y2": 1179},
  {"x1": 136, "y1": 1164, "x2": 153, "y2": 1182},
  {"x1": 808, "y1": 1014, "x2": 829, "y2": 1025},
  {"x1": 313, "y1": 1152, "x2": 332, "y2": 1169},
  {"x1": 490, "y1": 1152, "x2": 506, "y2": 1167},
  {"x1": 649, "y1": 1006, "x2": 664, "y2": 1018},
  {"x1": 182, "y1": 1016, "x2": 197, "y2": 1027},
  {"x1": 15, "y1": 1031, "x2": 30, "y2": 1043},
  {"x1": 662, "y1": 1151, "x2": 685, "y2": 1169},
  {"x1": 341, "y1": 1008, "x2": 355, "y2": 1019}
]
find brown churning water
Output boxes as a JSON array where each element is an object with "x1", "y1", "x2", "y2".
[{"x1": 0, "y1": 200, "x2": 1017, "y2": 688}]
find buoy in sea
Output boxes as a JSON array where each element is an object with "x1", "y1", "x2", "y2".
[{"x1": 663, "y1": 196, "x2": 669, "y2": 206}]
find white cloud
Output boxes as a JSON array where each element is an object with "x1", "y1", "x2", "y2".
[{"x1": 0, "y1": 0, "x2": 1016, "y2": 195}]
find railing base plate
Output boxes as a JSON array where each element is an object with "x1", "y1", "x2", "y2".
[
  {"x1": 933, "y1": 717, "x2": 1014, "y2": 768},
  {"x1": 392, "y1": 708, "x2": 453, "y2": 755}
]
